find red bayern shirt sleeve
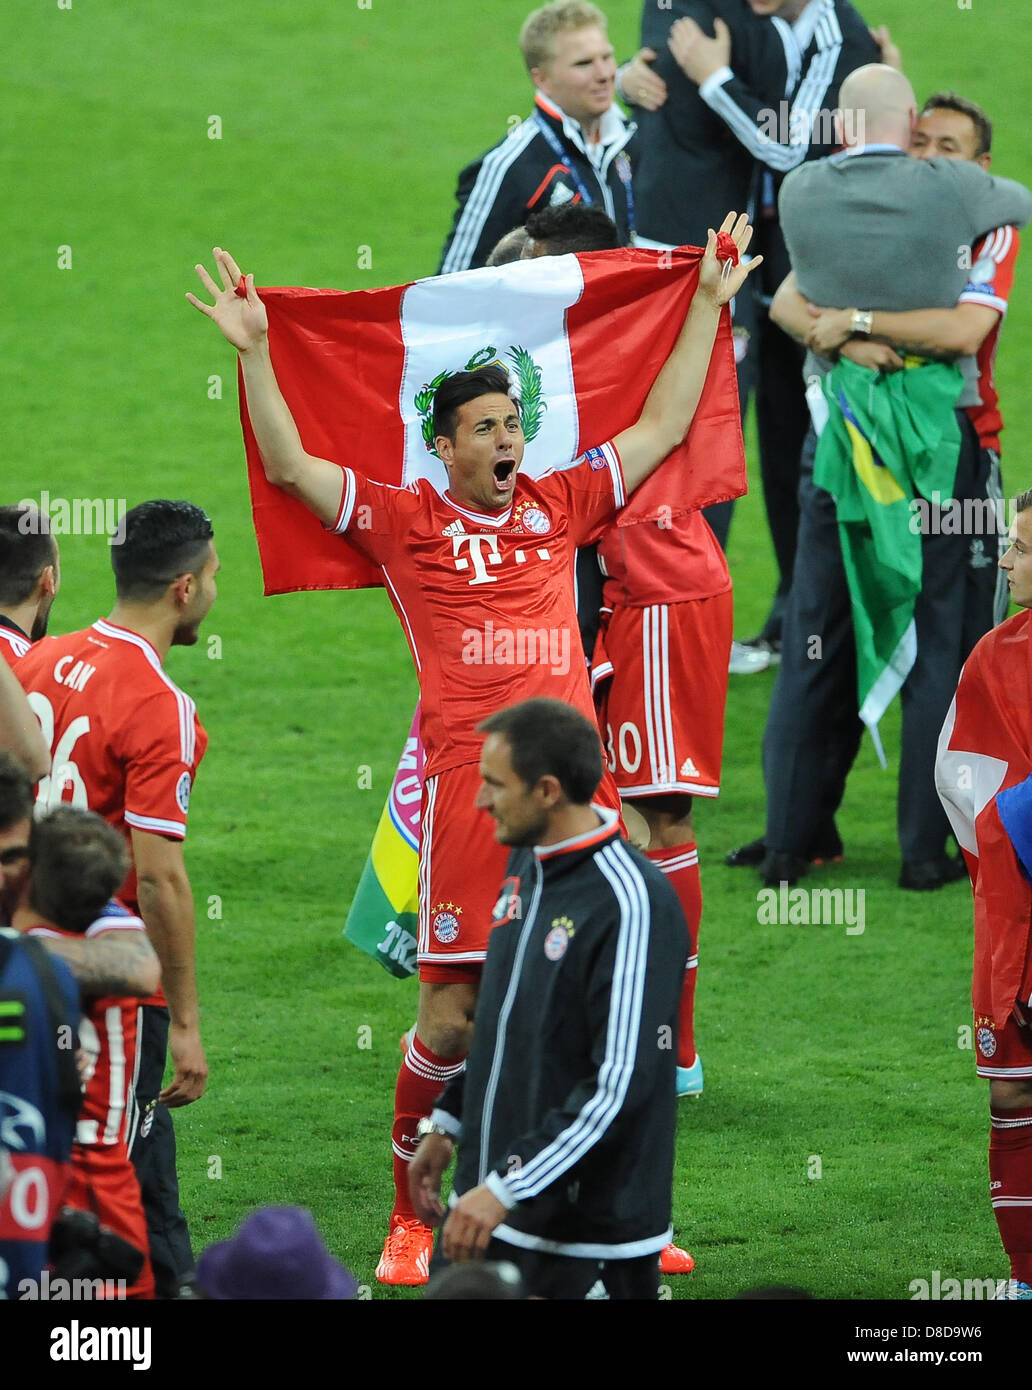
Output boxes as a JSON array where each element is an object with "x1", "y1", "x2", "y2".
[
  {"x1": 959, "y1": 227, "x2": 1020, "y2": 314},
  {"x1": 122, "y1": 690, "x2": 207, "y2": 841},
  {"x1": 329, "y1": 465, "x2": 421, "y2": 567},
  {"x1": 533, "y1": 442, "x2": 626, "y2": 548}
]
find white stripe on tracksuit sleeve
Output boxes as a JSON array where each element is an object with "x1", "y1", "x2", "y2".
[{"x1": 699, "y1": 9, "x2": 843, "y2": 175}]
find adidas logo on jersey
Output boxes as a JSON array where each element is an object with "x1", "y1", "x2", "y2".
[
  {"x1": 679, "y1": 758, "x2": 699, "y2": 778},
  {"x1": 442, "y1": 519, "x2": 466, "y2": 537}
]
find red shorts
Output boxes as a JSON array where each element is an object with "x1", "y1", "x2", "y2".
[
  {"x1": 975, "y1": 1007, "x2": 1032, "y2": 1079},
  {"x1": 63, "y1": 1143, "x2": 154, "y2": 1299},
  {"x1": 591, "y1": 592, "x2": 732, "y2": 799},
  {"x1": 418, "y1": 758, "x2": 622, "y2": 980}
]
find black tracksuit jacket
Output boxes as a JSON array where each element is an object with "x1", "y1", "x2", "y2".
[{"x1": 434, "y1": 815, "x2": 686, "y2": 1258}]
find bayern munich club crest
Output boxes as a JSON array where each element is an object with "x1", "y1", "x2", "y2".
[
  {"x1": 432, "y1": 903, "x2": 462, "y2": 944},
  {"x1": 544, "y1": 915, "x2": 576, "y2": 961},
  {"x1": 514, "y1": 502, "x2": 551, "y2": 535},
  {"x1": 976, "y1": 1026, "x2": 997, "y2": 1058}
]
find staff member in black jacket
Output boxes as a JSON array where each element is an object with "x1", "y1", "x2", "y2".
[
  {"x1": 438, "y1": 1, "x2": 635, "y2": 275},
  {"x1": 409, "y1": 698, "x2": 686, "y2": 1300}
]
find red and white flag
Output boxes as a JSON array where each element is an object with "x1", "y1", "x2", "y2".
[
  {"x1": 937, "y1": 609, "x2": 1032, "y2": 1030},
  {"x1": 238, "y1": 247, "x2": 744, "y2": 594}
]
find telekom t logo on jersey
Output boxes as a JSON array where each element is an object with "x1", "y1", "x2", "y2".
[{"x1": 451, "y1": 534, "x2": 552, "y2": 586}]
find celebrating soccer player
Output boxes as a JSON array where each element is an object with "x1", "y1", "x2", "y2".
[{"x1": 189, "y1": 216, "x2": 759, "y2": 1284}]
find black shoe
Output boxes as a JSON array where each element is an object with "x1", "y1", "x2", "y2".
[
  {"x1": 725, "y1": 837, "x2": 767, "y2": 867},
  {"x1": 898, "y1": 854, "x2": 969, "y2": 892},
  {"x1": 726, "y1": 830, "x2": 843, "y2": 869},
  {"x1": 759, "y1": 850, "x2": 810, "y2": 888}
]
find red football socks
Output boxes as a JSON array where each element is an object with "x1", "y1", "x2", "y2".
[
  {"x1": 989, "y1": 1105, "x2": 1032, "y2": 1284},
  {"x1": 390, "y1": 1035, "x2": 465, "y2": 1225},
  {"x1": 646, "y1": 842, "x2": 702, "y2": 1068}
]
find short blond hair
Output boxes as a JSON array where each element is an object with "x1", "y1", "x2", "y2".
[{"x1": 519, "y1": 1, "x2": 607, "y2": 73}]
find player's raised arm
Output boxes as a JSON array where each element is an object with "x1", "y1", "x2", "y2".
[
  {"x1": 614, "y1": 212, "x2": 760, "y2": 496},
  {"x1": 187, "y1": 247, "x2": 344, "y2": 528}
]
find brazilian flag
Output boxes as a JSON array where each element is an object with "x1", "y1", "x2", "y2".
[
  {"x1": 813, "y1": 357, "x2": 964, "y2": 758},
  {"x1": 343, "y1": 708, "x2": 422, "y2": 979}
]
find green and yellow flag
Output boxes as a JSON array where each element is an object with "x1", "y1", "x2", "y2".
[
  {"x1": 813, "y1": 357, "x2": 964, "y2": 760},
  {"x1": 343, "y1": 706, "x2": 423, "y2": 978}
]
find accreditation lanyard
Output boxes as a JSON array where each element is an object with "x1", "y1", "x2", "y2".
[{"x1": 533, "y1": 112, "x2": 635, "y2": 235}]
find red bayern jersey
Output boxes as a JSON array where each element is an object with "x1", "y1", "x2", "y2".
[
  {"x1": 333, "y1": 443, "x2": 626, "y2": 776},
  {"x1": 960, "y1": 225, "x2": 1020, "y2": 455},
  {"x1": 596, "y1": 509, "x2": 730, "y2": 609},
  {"x1": 16, "y1": 619, "x2": 207, "y2": 911},
  {"x1": 0, "y1": 618, "x2": 30, "y2": 667},
  {"x1": 26, "y1": 910, "x2": 144, "y2": 1148}
]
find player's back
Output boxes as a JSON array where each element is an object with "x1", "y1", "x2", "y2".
[{"x1": 17, "y1": 620, "x2": 206, "y2": 885}]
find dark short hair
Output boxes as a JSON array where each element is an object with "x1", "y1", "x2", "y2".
[
  {"x1": 111, "y1": 500, "x2": 214, "y2": 601},
  {"x1": 477, "y1": 698, "x2": 603, "y2": 804},
  {"x1": 0, "y1": 751, "x2": 34, "y2": 833},
  {"x1": 432, "y1": 366, "x2": 518, "y2": 444},
  {"x1": 1015, "y1": 489, "x2": 1032, "y2": 515},
  {"x1": 920, "y1": 90, "x2": 992, "y2": 157},
  {"x1": 525, "y1": 203, "x2": 620, "y2": 255},
  {"x1": 0, "y1": 505, "x2": 57, "y2": 607},
  {"x1": 28, "y1": 807, "x2": 129, "y2": 935}
]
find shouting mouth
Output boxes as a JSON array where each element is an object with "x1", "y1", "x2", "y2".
[{"x1": 494, "y1": 458, "x2": 517, "y2": 492}]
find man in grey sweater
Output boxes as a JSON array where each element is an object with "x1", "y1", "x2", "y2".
[{"x1": 743, "y1": 64, "x2": 1032, "y2": 890}]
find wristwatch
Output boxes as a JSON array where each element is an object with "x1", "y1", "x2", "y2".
[
  {"x1": 416, "y1": 1117, "x2": 454, "y2": 1141},
  {"x1": 850, "y1": 309, "x2": 874, "y2": 336}
]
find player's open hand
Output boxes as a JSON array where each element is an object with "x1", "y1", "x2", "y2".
[
  {"x1": 697, "y1": 212, "x2": 761, "y2": 308},
  {"x1": 621, "y1": 48, "x2": 667, "y2": 110},
  {"x1": 669, "y1": 15, "x2": 731, "y2": 87},
  {"x1": 161, "y1": 1022, "x2": 208, "y2": 1106},
  {"x1": 187, "y1": 247, "x2": 268, "y2": 354}
]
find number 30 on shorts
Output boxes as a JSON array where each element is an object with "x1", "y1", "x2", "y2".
[{"x1": 605, "y1": 721, "x2": 642, "y2": 775}]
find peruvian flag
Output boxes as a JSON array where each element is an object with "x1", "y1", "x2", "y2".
[
  {"x1": 239, "y1": 246, "x2": 744, "y2": 594},
  {"x1": 937, "y1": 608, "x2": 1032, "y2": 1030}
]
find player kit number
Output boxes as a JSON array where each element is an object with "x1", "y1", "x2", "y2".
[
  {"x1": 605, "y1": 721, "x2": 642, "y2": 775},
  {"x1": 26, "y1": 693, "x2": 91, "y2": 810}
]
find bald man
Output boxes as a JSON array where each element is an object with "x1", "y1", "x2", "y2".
[{"x1": 742, "y1": 64, "x2": 1032, "y2": 890}]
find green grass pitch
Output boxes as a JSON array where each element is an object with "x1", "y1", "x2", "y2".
[{"x1": 6, "y1": 0, "x2": 1031, "y2": 1304}]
